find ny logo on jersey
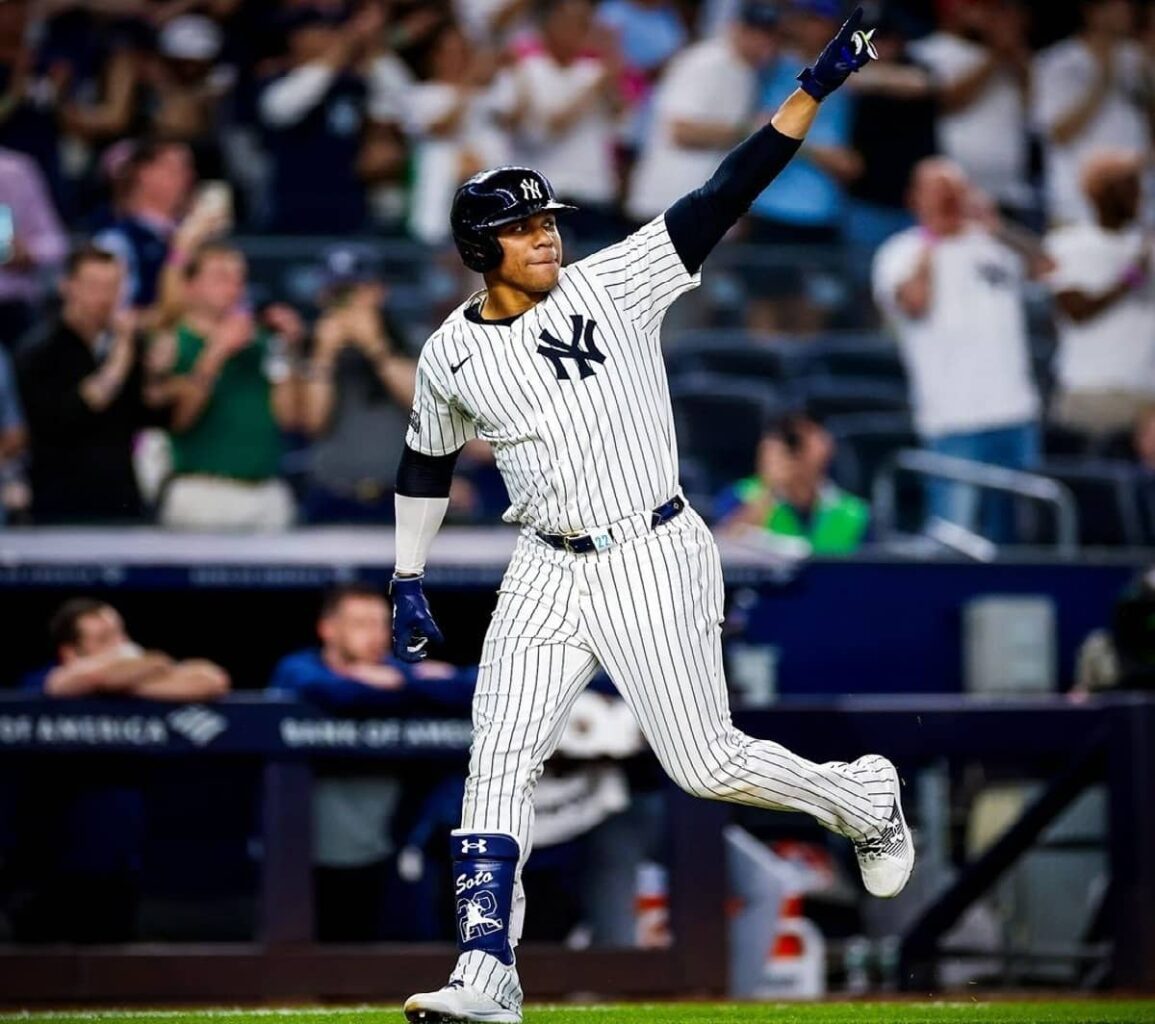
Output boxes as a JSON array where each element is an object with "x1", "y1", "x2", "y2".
[
  {"x1": 537, "y1": 315, "x2": 606, "y2": 381},
  {"x1": 977, "y1": 262, "x2": 1013, "y2": 289},
  {"x1": 520, "y1": 178, "x2": 542, "y2": 201}
]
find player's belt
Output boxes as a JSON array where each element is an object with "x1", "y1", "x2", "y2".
[{"x1": 536, "y1": 495, "x2": 686, "y2": 554}]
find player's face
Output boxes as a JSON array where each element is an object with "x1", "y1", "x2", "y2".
[
  {"x1": 494, "y1": 213, "x2": 564, "y2": 294},
  {"x1": 319, "y1": 596, "x2": 390, "y2": 665}
]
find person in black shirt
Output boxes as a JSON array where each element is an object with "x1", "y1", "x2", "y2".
[
  {"x1": 16, "y1": 244, "x2": 171, "y2": 524},
  {"x1": 846, "y1": 13, "x2": 938, "y2": 253},
  {"x1": 257, "y1": 5, "x2": 384, "y2": 234}
]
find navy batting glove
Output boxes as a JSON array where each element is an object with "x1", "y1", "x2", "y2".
[
  {"x1": 797, "y1": 6, "x2": 878, "y2": 102},
  {"x1": 390, "y1": 574, "x2": 445, "y2": 663}
]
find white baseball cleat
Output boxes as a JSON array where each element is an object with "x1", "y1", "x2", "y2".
[
  {"x1": 853, "y1": 756, "x2": 915, "y2": 898},
  {"x1": 403, "y1": 981, "x2": 522, "y2": 1023}
]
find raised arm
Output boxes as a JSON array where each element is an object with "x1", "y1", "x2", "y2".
[
  {"x1": 1045, "y1": 51, "x2": 1112, "y2": 147},
  {"x1": 664, "y1": 7, "x2": 877, "y2": 275},
  {"x1": 1052, "y1": 242, "x2": 1150, "y2": 323},
  {"x1": 893, "y1": 242, "x2": 934, "y2": 319}
]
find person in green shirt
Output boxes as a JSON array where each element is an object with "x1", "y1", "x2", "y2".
[
  {"x1": 715, "y1": 411, "x2": 869, "y2": 554},
  {"x1": 149, "y1": 242, "x2": 306, "y2": 530}
]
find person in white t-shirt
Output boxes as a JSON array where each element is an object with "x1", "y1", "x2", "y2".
[
  {"x1": 405, "y1": 22, "x2": 517, "y2": 245},
  {"x1": 910, "y1": 0, "x2": 1032, "y2": 216},
  {"x1": 626, "y1": 1, "x2": 782, "y2": 223},
  {"x1": 505, "y1": 0, "x2": 624, "y2": 244},
  {"x1": 1046, "y1": 150, "x2": 1155, "y2": 435},
  {"x1": 873, "y1": 158, "x2": 1043, "y2": 542},
  {"x1": 1033, "y1": 0, "x2": 1154, "y2": 225}
]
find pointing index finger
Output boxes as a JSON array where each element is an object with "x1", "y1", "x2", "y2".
[{"x1": 842, "y1": 5, "x2": 864, "y2": 36}]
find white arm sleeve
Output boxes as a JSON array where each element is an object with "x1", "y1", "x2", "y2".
[
  {"x1": 394, "y1": 494, "x2": 450, "y2": 576},
  {"x1": 259, "y1": 64, "x2": 337, "y2": 128}
]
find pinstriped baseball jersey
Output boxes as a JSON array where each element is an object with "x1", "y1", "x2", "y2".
[
  {"x1": 405, "y1": 216, "x2": 699, "y2": 534},
  {"x1": 406, "y1": 207, "x2": 906, "y2": 1021}
]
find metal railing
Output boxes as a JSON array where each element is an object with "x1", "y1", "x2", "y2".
[{"x1": 872, "y1": 449, "x2": 1081, "y2": 556}]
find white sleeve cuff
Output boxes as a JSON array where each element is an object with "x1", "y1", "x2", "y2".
[{"x1": 394, "y1": 494, "x2": 449, "y2": 575}]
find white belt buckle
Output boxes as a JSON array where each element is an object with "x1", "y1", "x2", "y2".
[{"x1": 591, "y1": 529, "x2": 613, "y2": 553}]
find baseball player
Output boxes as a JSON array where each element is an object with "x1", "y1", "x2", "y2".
[{"x1": 391, "y1": 8, "x2": 910, "y2": 1022}]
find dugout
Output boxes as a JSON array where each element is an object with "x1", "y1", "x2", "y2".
[{"x1": 0, "y1": 529, "x2": 1153, "y2": 1002}]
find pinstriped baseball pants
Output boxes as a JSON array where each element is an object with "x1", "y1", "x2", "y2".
[{"x1": 450, "y1": 506, "x2": 892, "y2": 1003}]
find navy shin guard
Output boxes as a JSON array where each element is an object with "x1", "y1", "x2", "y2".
[{"x1": 452, "y1": 831, "x2": 519, "y2": 966}]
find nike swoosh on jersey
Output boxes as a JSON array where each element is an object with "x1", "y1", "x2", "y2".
[{"x1": 450, "y1": 355, "x2": 474, "y2": 374}]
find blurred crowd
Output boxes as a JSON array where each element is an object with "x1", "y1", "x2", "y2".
[{"x1": 0, "y1": 0, "x2": 1152, "y2": 544}]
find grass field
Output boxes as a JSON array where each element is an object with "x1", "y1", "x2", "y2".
[{"x1": 2, "y1": 1003, "x2": 1154, "y2": 1024}]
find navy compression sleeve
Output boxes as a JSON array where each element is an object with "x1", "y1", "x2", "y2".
[
  {"x1": 664, "y1": 123, "x2": 803, "y2": 276},
  {"x1": 396, "y1": 444, "x2": 460, "y2": 498}
]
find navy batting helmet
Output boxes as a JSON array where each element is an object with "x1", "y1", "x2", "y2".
[{"x1": 450, "y1": 166, "x2": 576, "y2": 273}]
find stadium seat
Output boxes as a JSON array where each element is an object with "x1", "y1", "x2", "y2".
[
  {"x1": 665, "y1": 341, "x2": 799, "y2": 392},
  {"x1": 797, "y1": 333, "x2": 907, "y2": 389},
  {"x1": 1135, "y1": 473, "x2": 1155, "y2": 546},
  {"x1": 670, "y1": 376, "x2": 781, "y2": 495},
  {"x1": 799, "y1": 378, "x2": 909, "y2": 421},
  {"x1": 825, "y1": 413, "x2": 918, "y2": 497},
  {"x1": 1033, "y1": 459, "x2": 1146, "y2": 548},
  {"x1": 665, "y1": 327, "x2": 786, "y2": 352},
  {"x1": 1043, "y1": 423, "x2": 1095, "y2": 458},
  {"x1": 679, "y1": 455, "x2": 713, "y2": 513},
  {"x1": 236, "y1": 237, "x2": 443, "y2": 336},
  {"x1": 825, "y1": 413, "x2": 924, "y2": 533},
  {"x1": 664, "y1": 330, "x2": 803, "y2": 383},
  {"x1": 1094, "y1": 429, "x2": 1134, "y2": 461}
]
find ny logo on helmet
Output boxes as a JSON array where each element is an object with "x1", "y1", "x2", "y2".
[
  {"x1": 461, "y1": 838, "x2": 488, "y2": 854},
  {"x1": 520, "y1": 178, "x2": 543, "y2": 201}
]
